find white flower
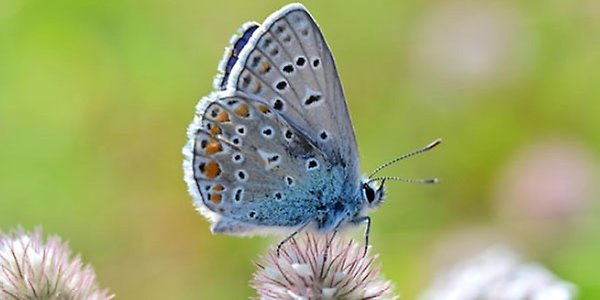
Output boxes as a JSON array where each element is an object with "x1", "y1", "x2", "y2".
[
  {"x1": 252, "y1": 233, "x2": 398, "y2": 300},
  {"x1": 0, "y1": 228, "x2": 112, "y2": 300},
  {"x1": 420, "y1": 246, "x2": 577, "y2": 300}
]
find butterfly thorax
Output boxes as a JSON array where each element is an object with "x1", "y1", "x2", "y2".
[{"x1": 302, "y1": 166, "x2": 365, "y2": 232}]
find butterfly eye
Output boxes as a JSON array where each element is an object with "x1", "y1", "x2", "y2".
[{"x1": 363, "y1": 183, "x2": 376, "y2": 204}]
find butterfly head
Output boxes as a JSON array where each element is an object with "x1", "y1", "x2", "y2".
[
  {"x1": 359, "y1": 139, "x2": 443, "y2": 211},
  {"x1": 362, "y1": 179, "x2": 386, "y2": 209}
]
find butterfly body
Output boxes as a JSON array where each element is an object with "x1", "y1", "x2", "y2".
[{"x1": 183, "y1": 3, "x2": 385, "y2": 237}]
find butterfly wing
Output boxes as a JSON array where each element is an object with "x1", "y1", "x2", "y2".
[
  {"x1": 226, "y1": 4, "x2": 361, "y2": 179},
  {"x1": 213, "y1": 22, "x2": 259, "y2": 91},
  {"x1": 183, "y1": 4, "x2": 361, "y2": 235},
  {"x1": 184, "y1": 92, "x2": 345, "y2": 234}
]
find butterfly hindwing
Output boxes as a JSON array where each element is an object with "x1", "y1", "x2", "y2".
[{"x1": 187, "y1": 92, "x2": 348, "y2": 233}]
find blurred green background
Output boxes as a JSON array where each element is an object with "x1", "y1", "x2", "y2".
[{"x1": 1, "y1": 0, "x2": 599, "y2": 298}]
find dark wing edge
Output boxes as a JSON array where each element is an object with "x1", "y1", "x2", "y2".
[
  {"x1": 224, "y1": 3, "x2": 308, "y2": 91},
  {"x1": 213, "y1": 22, "x2": 260, "y2": 91}
]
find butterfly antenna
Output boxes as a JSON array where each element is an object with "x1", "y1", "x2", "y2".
[
  {"x1": 368, "y1": 138, "x2": 442, "y2": 179},
  {"x1": 366, "y1": 176, "x2": 439, "y2": 185}
]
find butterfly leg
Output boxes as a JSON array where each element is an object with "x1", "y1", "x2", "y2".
[
  {"x1": 276, "y1": 219, "x2": 313, "y2": 257},
  {"x1": 318, "y1": 230, "x2": 338, "y2": 279},
  {"x1": 350, "y1": 216, "x2": 371, "y2": 257}
]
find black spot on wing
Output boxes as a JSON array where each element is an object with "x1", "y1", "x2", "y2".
[{"x1": 304, "y1": 94, "x2": 322, "y2": 106}]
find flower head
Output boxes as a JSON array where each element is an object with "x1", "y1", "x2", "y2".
[
  {"x1": 420, "y1": 245, "x2": 577, "y2": 300},
  {"x1": 251, "y1": 233, "x2": 397, "y2": 300},
  {"x1": 0, "y1": 228, "x2": 112, "y2": 300},
  {"x1": 493, "y1": 139, "x2": 596, "y2": 226}
]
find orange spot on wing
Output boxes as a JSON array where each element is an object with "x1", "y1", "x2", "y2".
[
  {"x1": 259, "y1": 61, "x2": 271, "y2": 74},
  {"x1": 204, "y1": 161, "x2": 221, "y2": 179},
  {"x1": 234, "y1": 103, "x2": 250, "y2": 117},
  {"x1": 205, "y1": 141, "x2": 222, "y2": 155},
  {"x1": 215, "y1": 111, "x2": 230, "y2": 122},
  {"x1": 209, "y1": 193, "x2": 222, "y2": 204},
  {"x1": 212, "y1": 184, "x2": 224, "y2": 191},
  {"x1": 209, "y1": 125, "x2": 221, "y2": 135},
  {"x1": 252, "y1": 81, "x2": 262, "y2": 94},
  {"x1": 258, "y1": 104, "x2": 270, "y2": 114}
]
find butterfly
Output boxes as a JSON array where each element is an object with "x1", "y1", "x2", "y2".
[{"x1": 182, "y1": 3, "x2": 440, "y2": 252}]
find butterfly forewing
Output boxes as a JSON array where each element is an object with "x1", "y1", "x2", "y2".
[{"x1": 227, "y1": 5, "x2": 360, "y2": 178}]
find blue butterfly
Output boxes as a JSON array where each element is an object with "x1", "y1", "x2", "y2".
[{"x1": 183, "y1": 3, "x2": 440, "y2": 252}]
